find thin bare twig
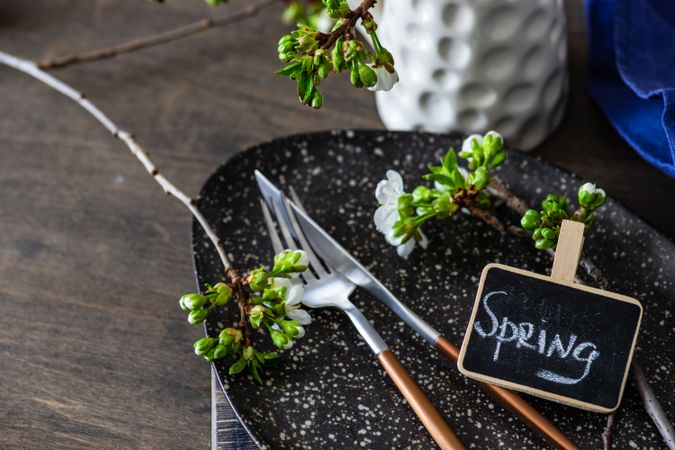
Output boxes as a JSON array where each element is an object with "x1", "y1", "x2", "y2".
[
  {"x1": 631, "y1": 363, "x2": 675, "y2": 450},
  {"x1": 36, "y1": 0, "x2": 277, "y2": 70},
  {"x1": 490, "y1": 175, "x2": 675, "y2": 448},
  {"x1": 601, "y1": 413, "x2": 615, "y2": 450},
  {"x1": 0, "y1": 50, "x2": 232, "y2": 273}
]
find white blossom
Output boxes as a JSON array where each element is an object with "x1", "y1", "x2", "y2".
[
  {"x1": 461, "y1": 131, "x2": 503, "y2": 155},
  {"x1": 367, "y1": 65, "x2": 399, "y2": 92},
  {"x1": 579, "y1": 182, "x2": 605, "y2": 198},
  {"x1": 272, "y1": 278, "x2": 312, "y2": 325},
  {"x1": 373, "y1": 170, "x2": 428, "y2": 259}
]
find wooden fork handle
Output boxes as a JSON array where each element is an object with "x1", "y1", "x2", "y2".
[
  {"x1": 378, "y1": 349, "x2": 466, "y2": 450},
  {"x1": 435, "y1": 336, "x2": 580, "y2": 450}
]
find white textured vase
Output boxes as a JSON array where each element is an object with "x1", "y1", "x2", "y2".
[{"x1": 366, "y1": 0, "x2": 568, "y2": 151}]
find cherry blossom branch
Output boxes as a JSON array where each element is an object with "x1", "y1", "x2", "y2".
[
  {"x1": 489, "y1": 176, "x2": 674, "y2": 447},
  {"x1": 631, "y1": 363, "x2": 675, "y2": 450},
  {"x1": 36, "y1": 0, "x2": 277, "y2": 70},
  {"x1": 601, "y1": 413, "x2": 615, "y2": 450},
  {"x1": 0, "y1": 50, "x2": 232, "y2": 273}
]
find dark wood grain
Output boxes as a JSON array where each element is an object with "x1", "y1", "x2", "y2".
[{"x1": 0, "y1": 0, "x2": 672, "y2": 449}]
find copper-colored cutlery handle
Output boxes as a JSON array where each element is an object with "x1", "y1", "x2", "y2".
[
  {"x1": 435, "y1": 336, "x2": 580, "y2": 450},
  {"x1": 378, "y1": 349, "x2": 466, "y2": 450}
]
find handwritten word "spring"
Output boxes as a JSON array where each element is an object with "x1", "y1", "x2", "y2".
[{"x1": 473, "y1": 291, "x2": 601, "y2": 385}]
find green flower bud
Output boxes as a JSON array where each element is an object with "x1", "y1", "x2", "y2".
[
  {"x1": 357, "y1": 63, "x2": 377, "y2": 88},
  {"x1": 229, "y1": 357, "x2": 246, "y2": 375},
  {"x1": 532, "y1": 227, "x2": 545, "y2": 240},
  {"x1": 213, "y1": 345, "x2": 229, "y2": 360},
  {"x1": 520, "y1": 209, "x2": 541, "y2": 231},
  {"x1": 280, "y1": 320, "x2": 301, "y2": 337},
  {"x1": 311, "y1": 90, "x2": 323, "y2": 109},
  {"x1": 188, "y1": 308, "x2": 209, "y2": 325},
  {"x1": 331, "y1": 38, "x2": 346, "y2": 72},
  {"x1": 535, "y1": 238, "x2": 555, "y2": 250},
  {"x1": 248, "y1": 268, "x2": 268, "y2": 291},
  {"x1": 212, "y1": 282, "x2": 232, "y2": 306},
  {"x1": 243, "y1": 346, "x2": 256, "y2": 361},
  {"x1": 350, "y1": 64, "x2": 363, "y2": 88},
  {"x1": 194, "y1": 337, "x2": 218, "y2": 356},
  {"x1": 219, "y1": 329, "x2": 235, "y2": 346},
  {"x1": 181, "y1": 293, "x2": 206, "y2": 310},
  {"x1": 249, "y1": 305, "x2": 266, "y2": 329},
  {"x1": 542, "y1": 227, "x2": 558, "y2": 240},
  {"x1": 204, "y1": 347, "x2": 217, "y2": 362},
  {"x1": 411, "y1": 185, "x2": 433, "y2": 203},
  {"x1": 578, "y1": 182, "x2": 606, "y2": 211},
  {"x1": 270, "y1": 330, "x2": 288, "y2": 349}
]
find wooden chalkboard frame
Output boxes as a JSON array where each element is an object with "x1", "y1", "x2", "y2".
[{"x1": 457, "y1": 262, "x2": 643, "y2": 413}]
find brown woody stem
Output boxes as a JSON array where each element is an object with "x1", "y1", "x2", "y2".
[
  {"x1": 36, "y1": 0, "x2": 277, "y2": 70},
  {"x1": 601, "y1": 413, "x2": 615, "y2": 450},
  {"x1": 319, "y1": 0, "x2": 377, "y2": 50}
]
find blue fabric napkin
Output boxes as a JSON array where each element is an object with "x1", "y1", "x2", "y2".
[{"x1": 586, "y1": 0, "x2": 675, "y2": 178}]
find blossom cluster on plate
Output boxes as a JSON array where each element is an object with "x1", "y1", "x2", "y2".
[
  {"x1": 373, "y1": 131, "x2": 608, "y2": 257},
  {"x1": 180, "y1": 249, "x2": 312, "y2": 383}
]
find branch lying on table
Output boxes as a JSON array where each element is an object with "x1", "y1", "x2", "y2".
[
  {"x1": 36, "y1": 0, "x2": 277, "y2": 70},
  {"x1": 489, "y1": 176, "x2": 675, "y2": 448},
  {"x1": 0, "y1": 50, "x2": 232, "y2": 272}
]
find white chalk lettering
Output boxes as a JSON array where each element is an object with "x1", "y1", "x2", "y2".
[{"x1": 473, "y1": 290, "x2": 601, "y2": 385}]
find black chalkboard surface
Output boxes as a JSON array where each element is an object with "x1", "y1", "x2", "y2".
[{"x1": 458, "y1": 264, "x2": 642, "y2": 413}]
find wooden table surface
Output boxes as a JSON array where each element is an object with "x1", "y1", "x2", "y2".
[{"x1": 1, "y1": 1, "x2": 673, "y2": 448}]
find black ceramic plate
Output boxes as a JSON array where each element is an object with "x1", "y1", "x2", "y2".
[{"x1": 192, "y1": 130, "x2": 674, "y2": 449}]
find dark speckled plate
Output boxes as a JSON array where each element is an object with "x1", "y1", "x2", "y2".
[{"x1": 192, "y1": 130, "x2": 674, "y2": 449}]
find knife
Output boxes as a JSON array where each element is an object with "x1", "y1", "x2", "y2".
[{"x1": 255, "y1": 170, "x2": 579, "y2": 450}]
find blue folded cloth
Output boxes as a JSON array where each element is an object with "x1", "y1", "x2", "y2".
[{"x1": 586, "y1": 0, "x2": 675, "y2": 178}]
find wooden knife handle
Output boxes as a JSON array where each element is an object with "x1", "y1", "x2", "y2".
[
  {"x1": 435, "y1": 336, "x2": 580, "y2": 450},
  {"x1": 378, "y1": 349, "x2": 466, "y2": 450}
]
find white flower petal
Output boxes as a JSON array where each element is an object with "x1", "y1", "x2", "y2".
[
  {"x1": 285, "y1": 285, "x2": 304, "y2": 305},
  {"x1": 596, "y1": 188, "x2": 606, "y2": 197},
  {"x1": 272, "y1": 277, "x2": 292, "y2": 292},
  {"x1": 396, "y1": 238, "x2": 416, "y2": 259},
  {"x1": 462, "y1": 134, "x2": 483, "y2": 154},
  {"x1": 484, "y1": 130, "x2": 502, "y2": 143},
  {"x1": 458, "y1": 167, "x2": 469, "y2": 181},
  {"x1": 374, "y1": 205, "x2": 399, "y2": 233},
  {"x1": 283, "y1": 339, "x2": 294, "y2": 350},
  {"x1": 287, "y1": 308, "x2": 312, "y2": 325},
  {"x1": 418, "y1": 229, "x2": 429, "y2": 249},
  {"x1": 294, "y1": 325, "x2": 305, "y2": 339},
  {"x1": 368, "y1": 65, "x2": 399, "y2": 92},
  {"x1": 295, "y1": 250, "x2": 308, "y2": 268},
  {"x1": 434, "y1": 181, "x2": 446, "y2": 192}
]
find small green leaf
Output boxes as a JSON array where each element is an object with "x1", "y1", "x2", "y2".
[{"x1": 229, "y1": 357, "x2": 246, "y2": 375}]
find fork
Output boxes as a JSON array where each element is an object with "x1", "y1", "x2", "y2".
[{"x1": 260, "y1": 196, "x2": 466, "y2": 450}]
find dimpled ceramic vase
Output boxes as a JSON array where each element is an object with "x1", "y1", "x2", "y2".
[{"x1": 372, "y1": 0, "x2": 568, "y2": 151}]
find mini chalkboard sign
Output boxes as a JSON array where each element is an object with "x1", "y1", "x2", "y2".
[{"x1": 457, "y1": 220, "x2": 642, "y2": 413}]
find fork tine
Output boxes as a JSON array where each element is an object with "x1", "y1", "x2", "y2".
[
  {"x1": 282, "y1": 195, "x2": 330, "y2": 277},
  {"x1": 272, "y1": 196, "x2": 318, "y2": 282},
  {"x1": 288, "y1": 186, "x2": 307, "y2": 214},
  {"x1": 259, "y1": 198, "x2": 284, "y2": 254}
]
